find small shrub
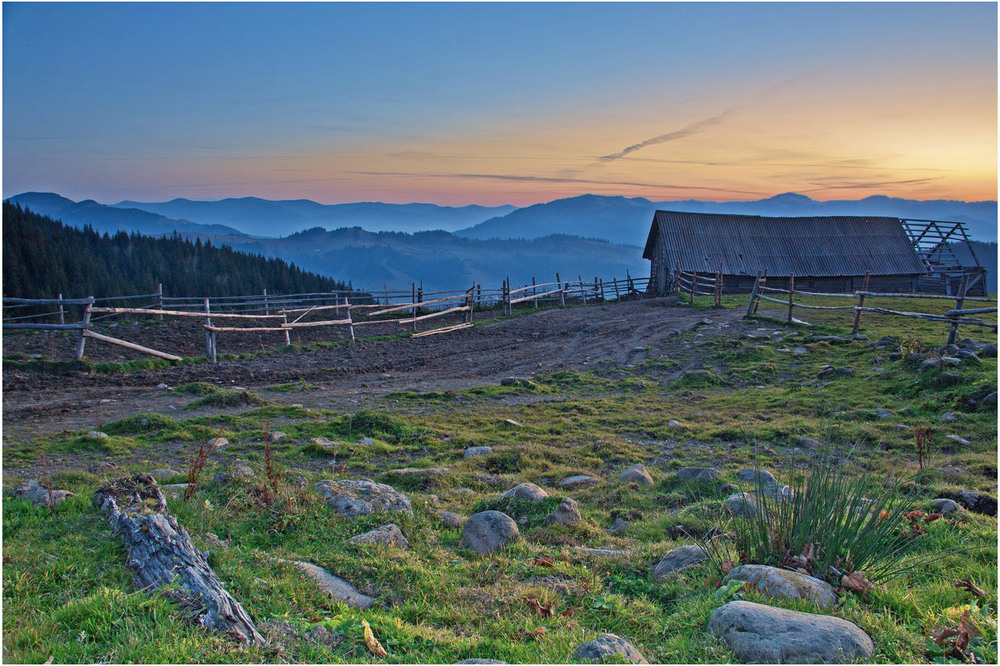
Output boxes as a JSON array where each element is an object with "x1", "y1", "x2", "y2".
[{"x1": 187, "y1": 389, "x2": 267, "y2": 409}]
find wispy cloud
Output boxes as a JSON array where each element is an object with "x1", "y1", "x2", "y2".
[
  {"x1": 801, "y1": 177, "x2": 944, "y2": 192},
  {"x1": 354, "y1": 170, "x2": 763, "y2": 195},
  {"x1": 597, "y1": 110, "x2": 734, "y2": 163}
]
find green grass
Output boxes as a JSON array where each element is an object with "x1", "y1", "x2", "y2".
[{"x1": 3, "y1": 300, "x2": 996, "y2": 663}]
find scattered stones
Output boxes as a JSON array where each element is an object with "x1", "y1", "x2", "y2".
[
  {"x1": 315, "y1": 479, "x2": 413, "y2": 517},
  {"x1": 930, "y1": 498, "x2": 960, "y2": 514},
  {"x1": 571, "y1": 633, "x2": 648, "y2": 664},
  {"x1": 87, "y1": 461, "x2": 120, "y2": 474},
  {"x1": 667, "y1": 419, "x2": 683, "y2": 428},
  {"x1": 560, "y1": 474, "x2": 599, "y2": 487},
  {"x1": 346, "y1": 524, "x2": 409, "y2": 549},
  {"x1": 945, "y1": 434, "x2": 972, "y2": 446},
  {"x1": 463, "y1": 446, "x2": 494, "y2": 458},
  {"x1": 207, "y1": 437, "x2": 229, "y2": 450},
  {"x1": 269, "y1": 431, "x2": 287, "y2": 442},
  {"x1": 956, "y1": 491, "x2": 998, "y2": 516},
  {"x1": 940, "y1": 412, "x2": 960, "y2": 422},
  {"x1": 724, "y1": 492, "x2": 758, "y2": 517},
  {"x1": 816, "y1": 366, "x2": 854, "y2": 379},
  {"x1": 652, "y1": 545, "x2": 708, "y2": 578},
  {"x1": 545, "y1": 498, "x2": 582, "y2": 526},
  {"x1": 460, "y1": 510, "x2": 519, "y2": 554},
  {"x1": 620, "y1": 463, "x2": 654, "y2": 486},
  {"x1": 708, "y1": 601, "x2": 874, "y2": 663},
  {"x1": 941, "y1": 357, "x2": 962, "y2": 365},
  {"x1": 9, "y1": 480, "x2": 74, "y2": 507},
  {"x1": 795, "y1": 436, "x2": 823, "y2": 449},
  {"x1": 282, "y1": 560, "x2": 373, "y2": 609},
  {"x1": 723, "y1": 564, "x2": 837, "y2": 609},
  {"x1": 437, "y1": 510, "x2": 465, "y2": 528},
  {"x1": 677, "y1": 467, "x2": 720, "y2": 483},
  {"x1": 980, "y1": 343, "x2": 997, "y2": 357},
  {"x1": 147, "y1": 468, "x2": 180, "y2": 480},
  {"x1": 607, "y1": 517, "x2": 629, "y2": 535},
  {"x1": 737, "y1": 469, "x2": 778, "y2": 487},
  {"x1": 919, "y1": 358, "x2": 941, "y2": 372},
  {"x1": 501, "y1": 482, "x2": 549, "y2": 501},
  {"x1": 87, "y1": 431, "x2": 109, "y2": 439},
  {"x1": 956, "y1": 350, "x2": 981, "y2": 364},
  {"x1": 792, "y1": 347, "x2": 809, "y2": 355},
  {"x1": 873, "y1": 408, "x2": 894, "y2": 419}
]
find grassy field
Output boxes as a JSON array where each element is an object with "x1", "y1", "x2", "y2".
[{"x1": 3, "y1": 296, "x2": 997, "y2": 663}]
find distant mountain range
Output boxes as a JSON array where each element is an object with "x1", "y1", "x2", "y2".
[
  {"x1": 112, "y1": 197, "x2": 517, "y2": 237},
  {"x1": 457, "y1": 192, "x2": 998, "y2": 245},
  {"x1": 5, "y1": 190, "x2": 995, "y2": 293}
]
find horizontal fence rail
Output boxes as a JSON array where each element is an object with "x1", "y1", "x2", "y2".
[{"x1": 3, "y1": 272, "x2": 652, "y2": 364}]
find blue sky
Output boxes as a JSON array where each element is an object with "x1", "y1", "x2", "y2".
[{"x1": 3, "y1": 2, "x2": 996, "y2": 205}]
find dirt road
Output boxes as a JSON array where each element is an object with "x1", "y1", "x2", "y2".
[{"x1": 3, "y1": 299, "x2": 752, "y2": 439}]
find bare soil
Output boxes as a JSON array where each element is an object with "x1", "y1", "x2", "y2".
[{"x1": 3, "y1": 299, "x2": 753, "y2": 443}]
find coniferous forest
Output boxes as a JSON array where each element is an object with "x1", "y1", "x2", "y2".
[{"x1": 2, "y1": 202, "x2": 352, "y2": 299}]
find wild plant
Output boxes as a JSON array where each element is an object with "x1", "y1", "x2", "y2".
[
  {"x1": 183, "y1": 438, "x2": 213, "y2": 502},
  {"x1": 914, "y1": 426, "x2": 933, "y2": 471}
]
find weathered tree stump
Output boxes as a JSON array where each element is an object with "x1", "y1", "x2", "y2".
[{"x1": 94, "y1": 473, "x2": 264, "y2": 645}]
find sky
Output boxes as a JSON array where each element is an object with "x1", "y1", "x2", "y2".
[{"x1": 2, "y1": 2, "x2": 997, "y2": 206}]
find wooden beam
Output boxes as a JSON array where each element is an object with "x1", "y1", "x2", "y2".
[{"x1": 83, "y1": 330, "x2": 182, "y2": 361}]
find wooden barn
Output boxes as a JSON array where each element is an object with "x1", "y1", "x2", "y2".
[{"x1": 643, "y1": 210, "x2": 986, "y2": 296}]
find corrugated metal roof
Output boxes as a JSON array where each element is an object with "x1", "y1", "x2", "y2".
[{"x1": 643, "y1": 211, "x2": 928, "y2": 277}]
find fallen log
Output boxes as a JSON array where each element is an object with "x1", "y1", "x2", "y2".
[{"x1": 93, "y1": 473, "x2": 264, "y2": 645}]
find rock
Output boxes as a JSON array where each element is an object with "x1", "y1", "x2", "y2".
[
  {"x1": 708, "y1": 601, "x2": 874, "y2": 663},
  {"x1": 677, "y1": 467, "x2": 720, "y2": 483},
  {"x1": 545, "y1": 498, "x2": 582, "y2": 526},
  {"x1": 345, "y1": 524, "x2": 409, "y2": 549},
  {"x1": 311, "y1": 437, "x2": 339, "y2": 449},
  {"x1": 500, "y1": 376, "x2": 532, "y2": 387},
  {"x1": 460, "y1": 510, "x2": 519, "y2": 554},
  {"x1": 607, "y1": 517, "x2": 629, "y2": 535},
  {"x1": 463, "y1": 446, "x2": 494, "y2": 458},
  {"x1": 795, "y1": 436, "x2": 823, "y2": 449},
  {"x1": 652, "y1": 545, "x2": 708, "y2": 578},
  {"x1": 269, "y1": 431, "x2": 287, "y2": 442},
  {"x1": 161, "y1": 483, "x2": 189, "y2": 499},
  {"x1": 620, "y1": 463, "x2": 654, "y2": 486},
  {"x1": 202, "y1": 532, "x2": 230, "y2": 550},
  {"x1": 357, "y1": 437, "x2": 375, "y2": 446},
  {"x1": 474, "y1": 474, "x2": 502, "y2": 486},
  {"x1": 940, "y1": 412, "x2": 960, "y2": 422},
  {"x1": 282, "y1": 560, "x2": 373, "y2": 609},
  {"x1": 156, "y1": 383, "x2": 169, "y2": 389},
  {"x1": 573, "y1": 547, "x2": 628, "y2": 558},
  {"x1": 456, "y1": 660, "x2": 506, "y2": 665},
  {"x1": 560, "y1": 474, "x2": 599, "y2": 487},
  {"x1": 980, "y1": 343, "x2": 997, "y2": 357},
  {"x1": 957, "y1": 491, "x2": 998, "y2": 516},
  {"x1": 755, "y1": 484, "x2": 794, "y2": 500},
  {"x1": 737, "y1": 469, "x2": 778, "y2": 487},
  {"x1": 930, "y1": 498, "x2": 960, "y2": 514},
  {"x1": 147, "y1": 468, "x2": 180, "y2": 480},
  {"x1": 941, "y1": 356, "x2": 962, "y2": 365},
  {"x1": 983, "y1": 392, "x2": 998, "y2": 406},
  {"x1": 437, "y1": 510, "x2": 465, "y2": 528},
  {"x1": 724, "y1": 492, "x2": 758, "y2": 517},
  {"x1": 502, "y1": 419, "x2": 523, "y2": 427},
  {"x1": 723, "y1": 564, "x2": 837, "y2": 609},
  {"x1": 792, "y1": 347, "x2": 809, "y2": 355},
  {"x1": 501, "y1": 482, "x2": 549, "y2": 501},
  {"x1": 667, "y1": 419, "x2": 683, "y2": 428},
  {"x1": 919, "y1": 358, "x2": 942, "y2": 372},
  {"x1": 207, "y1": 437, "x2": 228, "y2": 450},
  {"x1": 945, "y1": 434, "x2": 972, "y2": 446},
  {"x1": 213, "y1": 465, "x2": 254, "y2": 485},
  {"x1": 816, "y1": 366, "x2": 854, "y2": 379},
  {"x1": 873, "y1": 408, "x2": 893, "y2": 419},
  {"x1": 894, "y1": 424, "x2": 910, "y2": 432},
  {"x1": 571, "y1": 633, "x2": 648, "y2": 664},
  {"x1": 315, "y1": 479, "x2": 413, "y2": 517},
  {"x1": 10, "y1": 480, "x2": 74, "y2": 507},
  {"x1": 956, "y1": 350, "x2": 981, "y2": 364},
  {"x1": 87, "y1": 461, "x2": 120, "y2": 474},
  {"x1": 387, "y1": 467, "x2": 449, "y2": 477},
  {"x1": 940, "y1": 465, "x2": 963, "y2": 478},
  {"x1": 87, "y1": 431, "x2": 109, "y2": 439}
]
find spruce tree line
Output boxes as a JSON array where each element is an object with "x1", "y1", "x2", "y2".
[{"x1": 3, "y1": 202, "x2": 354, "y2": 299}]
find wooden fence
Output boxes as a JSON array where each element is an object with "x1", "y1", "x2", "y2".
[
  {"x1": 673, "y1": 261, "x2": 724, "y2": 307},
  {"x1": 746, "y1": 270, "x2": 997, "y2": 344},
  {"x1": 3, "y1": 273, "x2": 650, "y2": 363}
]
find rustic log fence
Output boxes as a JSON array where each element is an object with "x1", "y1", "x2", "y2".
[
  {"x1": 745, "y1": 270, "x2": 997, "y2": 343},
  {"x1": 673, "y1": 262, "x2": 724, "y2": 307},
  {"x1": 4, "y1": 273, "x2": 651, "y2": 364}
]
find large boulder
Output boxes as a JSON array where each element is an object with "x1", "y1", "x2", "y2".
[
  {"x1": 571, "y1": 633, "x2": 648, "y2": 664},
  {"x1": 345, "y1": 524, "x2": 409, "y2": 549},
  {"x1": 460, "y1": 510, "x2": 519, "y2": 554},
  {"x1": 315, "y1": 479, "x2": 412, "y2": 517},
  {"x1": 652, "y1": 545, "x2": 708, "y2": 578},
  {"x1": 282, "y1": 560, "x2": 373, "y2": 609},
  {"x1": 707, "y1": 601, "x2": 874, "y2": 663},
  {"x1": 501, "y1": 482, "x2": 549, "y2": 501},
  {"x1": 545, "y1": 498, "x2": 582, "y2": 526},
  {"x1": 620, "y1": 463, "x2": 654, "y2": 486},
  {"x1": 723, "y1": 565, "x2": 837, "y2": 609},
  {"x1": 737, "y1": 469, "x2": 778, "y2": 487}
]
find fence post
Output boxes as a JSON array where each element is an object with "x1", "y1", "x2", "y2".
[
  {"x1": 74, "y1": 298, "x2": 93, "y2": 361},
  {"x1": 786, "y1": 274, "x2": 796, "y2": 324},
  {"x1": 557, "y1": 273, "x2": 565, "y2": 307},
  {"x1": 58, "y1": 293, "x2": 65, "y2": 325},
  {"x1": 157, "y1": 283, "x2": 164, "y2": 320},
  {"x1": 627, "y1": 271, "x2": 635, "y2": 295},
  {"x1": 851, "y1": 270, "x2": 871, "y2": 335},
  {"x1": 477, "y1": 282, "x2": 482, "y2": 307},
  {"x1": 204, "y1": 297, "x2": 217, "y2": 363},
  {"x1": 947, "y1": 273, "x2": 970, "y2": 345},
  {"x1": 754, "y1": 270, "x2": 768, "y2": 314},
  {"x1": 411, "y1": 283, "x2": 417, "y2": 332},
  {"x1": 613, "y1": 278, "x2": 621, "y2": 301},
  {"x1": 673, "y1": 260, "x2": 681, "y2": 296},
  {"x1": 504, "y1": 277, "x2": 511, "y2": 315},
  {"x1": 263, "y1": 288, "x2": 269, "y2": 316},
  {"x1": 532, "y1": 276, "x2": 538, "y2": 309},
  {"x1": 282, "y1": 312, "x2": 291, "y2": 346},
  {"x1": 465, "y1": 284, "x2": 474, "y2": 323},
  {"x1": 746, "y1": 272, "x2": 762, "y2": 317},
  {"x1": 714, "y1": 265, "x2": 722, "y2": 308},
  {"x1": 599, "y1": 278, "x2": 605, "y2": 302},
  {"x1": 346, "y1": 299, "x2": 356, "y2": 343},
  {"x1": 688, "y1": 270, "x2": 696, "y2": 305}
]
